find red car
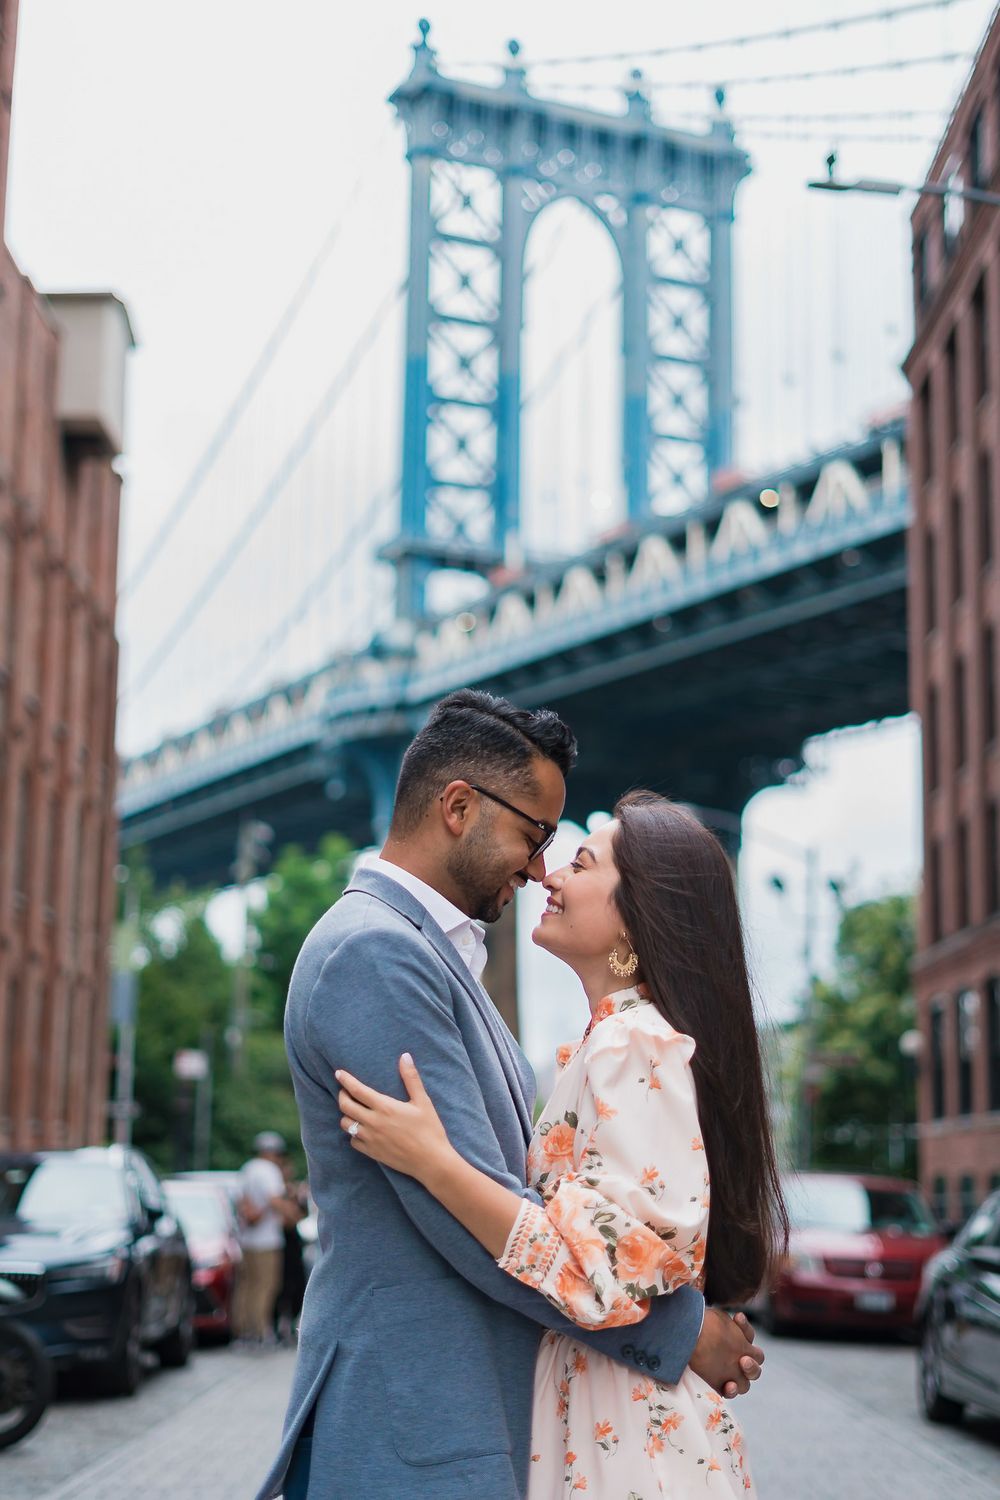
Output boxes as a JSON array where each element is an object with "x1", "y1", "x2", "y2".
[
  {"x1": 163, "y1": 1180, "x2": 242, "y2": 1343},
  {"x1": 753, "y1": 1172, "x2": 946, "y2": 1335}
]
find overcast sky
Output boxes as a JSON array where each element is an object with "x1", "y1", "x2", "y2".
[{"x1": 7, "y1": 0, "x2": 988, "y2": 1058}]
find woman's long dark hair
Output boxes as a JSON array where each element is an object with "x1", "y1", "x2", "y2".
[{"x1": 612, "y1": 791, "x2": 788, "y2": 1305}]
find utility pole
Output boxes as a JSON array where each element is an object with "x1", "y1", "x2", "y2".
[
  {"x1": 227, "y1": 818, "x2": 274, "y2": 1074},
  {"x1": 109, "y1": 867, "x2": 141, "y2": 1147}
]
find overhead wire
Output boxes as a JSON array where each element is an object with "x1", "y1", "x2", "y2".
[
  {"x1": 123, "y1": 278, "x2": 406, "y2": 703},
  {"x1": 455, "y1": 0, "x2": 975, "y2": 67},
  {"x1": 541, "y1": 51, "x2": 974, "y2": 94}
]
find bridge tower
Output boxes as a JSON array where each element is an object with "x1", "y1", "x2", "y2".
[{"x1": 384, "y1": 21, "x2": 750, "y2": 620}]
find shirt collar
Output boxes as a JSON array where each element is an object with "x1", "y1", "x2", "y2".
[{"x1": 365, "y1": 857, "x2": 488, "y2": 981}]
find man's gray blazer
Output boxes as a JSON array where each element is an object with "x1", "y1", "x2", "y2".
[{"x1": 254, "y1": 867, "x2": 704, "y2": 1500}]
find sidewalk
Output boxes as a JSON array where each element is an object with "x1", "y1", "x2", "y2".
[{"x1": 34, "y1": 1348, "x2": 295, "y2": 1500}]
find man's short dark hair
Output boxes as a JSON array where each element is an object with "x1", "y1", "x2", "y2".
[{"x1": 390, "y1": 690, "x2": 577, "y2": 836}]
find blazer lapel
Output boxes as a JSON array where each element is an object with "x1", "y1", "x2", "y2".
[{"x1": 345, "y1": 869, "x2": 535, "y2": 1147}]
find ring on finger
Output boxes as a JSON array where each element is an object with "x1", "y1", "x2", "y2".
[{"x1": 348, "y1": 1120, "x2": 361, "y2": 1139}]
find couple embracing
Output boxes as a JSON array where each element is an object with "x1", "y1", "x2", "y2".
[{"x1": 255, "y1": 689, "x2": 787, "y2": 1500}]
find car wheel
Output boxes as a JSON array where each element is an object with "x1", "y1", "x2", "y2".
[
  {"x1": 100, "y1": 1286, "x2": 144, "y2": 1397},
  {"x1": 0, "y1": 1321, "x2": 54, "y2": 1449},
  {"x1": 919, "y1": 1312, "x2": 964, "y2": 1424},
  {"x1": 156, "y1": 1291, "x2": 194, "y2": 1369},
  {"x1": 757, "y1": 1292, "x2": 792, "y2": 1337}
]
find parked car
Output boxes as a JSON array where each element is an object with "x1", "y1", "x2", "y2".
[
  {"x1": 163, "y1": 1179, "x2": 241, "y2": 1342},
  {"x1": 0, "y1": 1147, "x2": 194, "y2": 1395},
  {"x1": 917, "y1": 1188, "x2": 1000, "y2": 1423},
  {"x1": 751, "y1": 1171, "x2": 946, "y2": 1335}
]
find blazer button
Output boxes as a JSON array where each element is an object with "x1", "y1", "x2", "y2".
[
  {"x1": 621, "y1": 1343, "x2": 635, "y2": 1358},
  {"x1": 648, "y1": 1356, "x2": 661, "y2": 1373},
  {"x1": 635, "y1": 1351, "x2": 647, "y2": 1367}
]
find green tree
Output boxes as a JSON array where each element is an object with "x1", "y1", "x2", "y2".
[
  {"x1": 131, "y1": 897, "x2": 232, "y2": 1173},
  {"x1": 804, "y1": 893, "x2": 917, "y2": 1176},
  {"x1": 249, "y1": 834, "x2": 355, "y2": 1028}
]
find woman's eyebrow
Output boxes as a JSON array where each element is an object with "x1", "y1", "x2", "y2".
[{"x1": 577, "y1": 845, "x2": 597, "y2": 863}]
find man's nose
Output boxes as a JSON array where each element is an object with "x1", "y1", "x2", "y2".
[{"x1": 523, "y1": 849, "x2": 548, "y2": 883}]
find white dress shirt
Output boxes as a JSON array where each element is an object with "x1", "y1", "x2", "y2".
[{"x1": 365, "y1": 856, "x2": 489, "y2": 983}]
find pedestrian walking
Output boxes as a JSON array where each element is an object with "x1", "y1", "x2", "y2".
[
  {"x1": 273, "y1": 1157, "x2": 308, "y2": 1346},
  {"x1": 234, "y1": 1131, "x2": 289, "y2": 1347}
]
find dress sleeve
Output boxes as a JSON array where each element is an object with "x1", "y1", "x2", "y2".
[{"x1": 498, "y1": 1016, "x2": 709, "y2": 1330}]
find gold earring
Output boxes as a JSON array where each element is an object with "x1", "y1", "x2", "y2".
[{"x1": 608, "y1": 933, "x2": 639, "y2": 979}]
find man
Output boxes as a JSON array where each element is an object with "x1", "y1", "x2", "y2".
[
  {"x1": 256, "y1": 690, "x2": 762, "y2": 1500},
  {"x1": 236, "y1": 1130, "x2": 289, "y2": 1346}
]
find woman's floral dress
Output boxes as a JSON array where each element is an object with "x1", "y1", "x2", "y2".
[{"x1": 498, "y1": 985, "x2": 754, "y2": 1498}]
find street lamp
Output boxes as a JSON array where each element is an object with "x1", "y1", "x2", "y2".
[{"x1": 808, "y1": 150, "x2": 1000, "y2": 208}]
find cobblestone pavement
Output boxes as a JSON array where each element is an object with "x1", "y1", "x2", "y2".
[
  {"x1": 3, "y1": 1331, "x2": 999, "y2": 1498},
  {"x1": 2, "y1": 1344, "x2": 295, "y2": 1500},
  {"x1": 740, "y1": 1329, "x2": 1000, "y2": 1498}
]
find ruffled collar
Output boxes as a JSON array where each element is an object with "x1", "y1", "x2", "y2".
[
  {"x1": 554, "y1": 986, "x2": 651, "y2": 1068},
  {"x1": 586, "y1": 984, "x2": 648, "y2": 1032}
]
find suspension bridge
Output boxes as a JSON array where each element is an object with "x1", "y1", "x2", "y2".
[{"x1": 115, "y1": 11, "x2": 958, "y2": 886}]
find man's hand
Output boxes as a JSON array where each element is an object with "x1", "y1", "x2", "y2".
[{"x1": 688, "y1": 1309, "x2": 764, "y2": 1398}]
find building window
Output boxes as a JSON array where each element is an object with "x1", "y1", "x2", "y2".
[
  {"x1": 955, "y1": 655, "x2": 968, "y2": 769},
  {"x1": 13, "y1": 769, "x2": 30, "y2": 903},
  {"x1": 957, "y1": 819, "x2": 970, "y2": 930},
  {"x1": 979, "y1": 449, "x2": 994, "y2": 565},
  {"x1": 970, "y1": 109, "x2": 985, "y2": 189},
  {"x1": 973, "y1": 275, "x2": 989, "y2": 401},
  {"x1": 43, "y1": 792, "x2": 60, "y2": 914},
  {"x1": 959, "y1": 1174, "x2": 979, "y2": 1221},
  {"x1": 951, "y1": 493, "x2": 964, "y2": 602},
  {"x1": 916, "y1": 231, "x2": 930, "y2": 307},
  {"x1": 919, "y1": 375, "x2": 933, "y2": 484},
  {"x1": 926, "y1": 683, "x2": 940, "y2": 789},
  {"x1": 987, "y1": 801, "x2": 999, "y2": 915},
  {"x1": 930, "y1": 999, "x2": 946, "y2": 1119},
  {"x1": 945, "y1": 330, "x2": 959, "y2": 446},
  {"x1": 1, "y1": 976, "x2": 17, "y2": 1130},
  {"x1": 932, "y1": 1175, "x2": 949, "y2": 1222},
  {"x1": 957, "y1": 990, "x2": 977, "y2": 1115},
  {"x1": 985, "y1": 624, "x2": 997, "y2": 744},
  {"x1": 925, "y1": 528, "x2": 937, "y2": 631},
  {"x1": 987, "y1": 977, "x2": 1000, "y2": 1111},
  {"x1": 928, "y1": 840, "x2": 944, "y2": 943}
]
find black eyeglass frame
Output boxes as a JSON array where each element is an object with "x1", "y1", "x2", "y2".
[{"x1": 465, "y1": 782, "x2": 558, "y2": 861}]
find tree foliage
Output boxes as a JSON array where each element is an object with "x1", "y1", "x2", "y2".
[
  {"x1": 805, "y1": 893, "x2": 917, "y2": 1177},
  {"x1": 113, "y1": 838, "x2": 354, "y2": 1173},
  {"x1": 249, "y1": 834, "x2": 355, "y2": 1029}
]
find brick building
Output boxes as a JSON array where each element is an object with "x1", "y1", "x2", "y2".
[
  {"x1": 0, "y1": 0, "x2": 132, "y2": 1148},
  {"x1": 906, "y1": 15, "x2": 1000, "y2": 1223}
]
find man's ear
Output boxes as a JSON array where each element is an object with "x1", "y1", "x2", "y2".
[{"x1": 439, "y1": 779, "x2": 475, "y2": 839}]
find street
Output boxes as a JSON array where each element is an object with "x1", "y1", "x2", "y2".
[{"x1": 3, "y1": 1332, "x2": 999, "y2": 1499}]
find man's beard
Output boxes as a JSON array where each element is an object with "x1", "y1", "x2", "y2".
[{"x1": 446, "y1": 823, "x2": 517, "y2": 924}]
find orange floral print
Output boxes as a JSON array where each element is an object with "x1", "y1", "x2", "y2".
[
  {"x1": 541, "y1": 1120, "x2": 577, "y2": 1164},
  {"x1": 615, "y1": 1226, "x2": 670, "y2": 1285}
]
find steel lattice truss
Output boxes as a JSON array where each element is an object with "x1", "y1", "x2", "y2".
[{"x1": 386, "y1": 24, "x2": 750, "y2": 618}]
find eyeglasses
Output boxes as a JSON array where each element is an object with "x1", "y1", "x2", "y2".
[{"x1": 466, "y1": 783, "x2": 558, "y2": 862}]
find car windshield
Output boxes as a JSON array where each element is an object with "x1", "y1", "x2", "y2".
[
  {"x1": 165, "y1": 1188, "x2": 227, "y2": 1238},
  {"x1": 786, "y1": 1177, "x2": 937, "y2": 1236},
  {"x1": 0, "y1": 1158, "x2": 128, "y2": 1228}
]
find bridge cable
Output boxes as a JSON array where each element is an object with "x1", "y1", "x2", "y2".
[
  {"x1": 464, "y1": 0, "x2": 975, "y2": 69},
  {"x1": 123, "y1": 279, "x2": 406, "y2": 703},
  {"x1": 120, "y1": 130, "x2": 396, "y2": 600},
  {"x1": 223, "y1": 480, "x2": 400, "y2": 702}
]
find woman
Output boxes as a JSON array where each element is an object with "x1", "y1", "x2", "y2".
[{"x1": 336, "y1": 793, "x2": 787, "y2": 1497}]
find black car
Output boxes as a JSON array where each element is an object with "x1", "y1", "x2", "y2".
[
  {"x1": 917, "y1": 1188, "x2": 1000, "y2": 1424},
  {"x1": 0, "y1": 1146, "x2": 195, "y2": 1395}
]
